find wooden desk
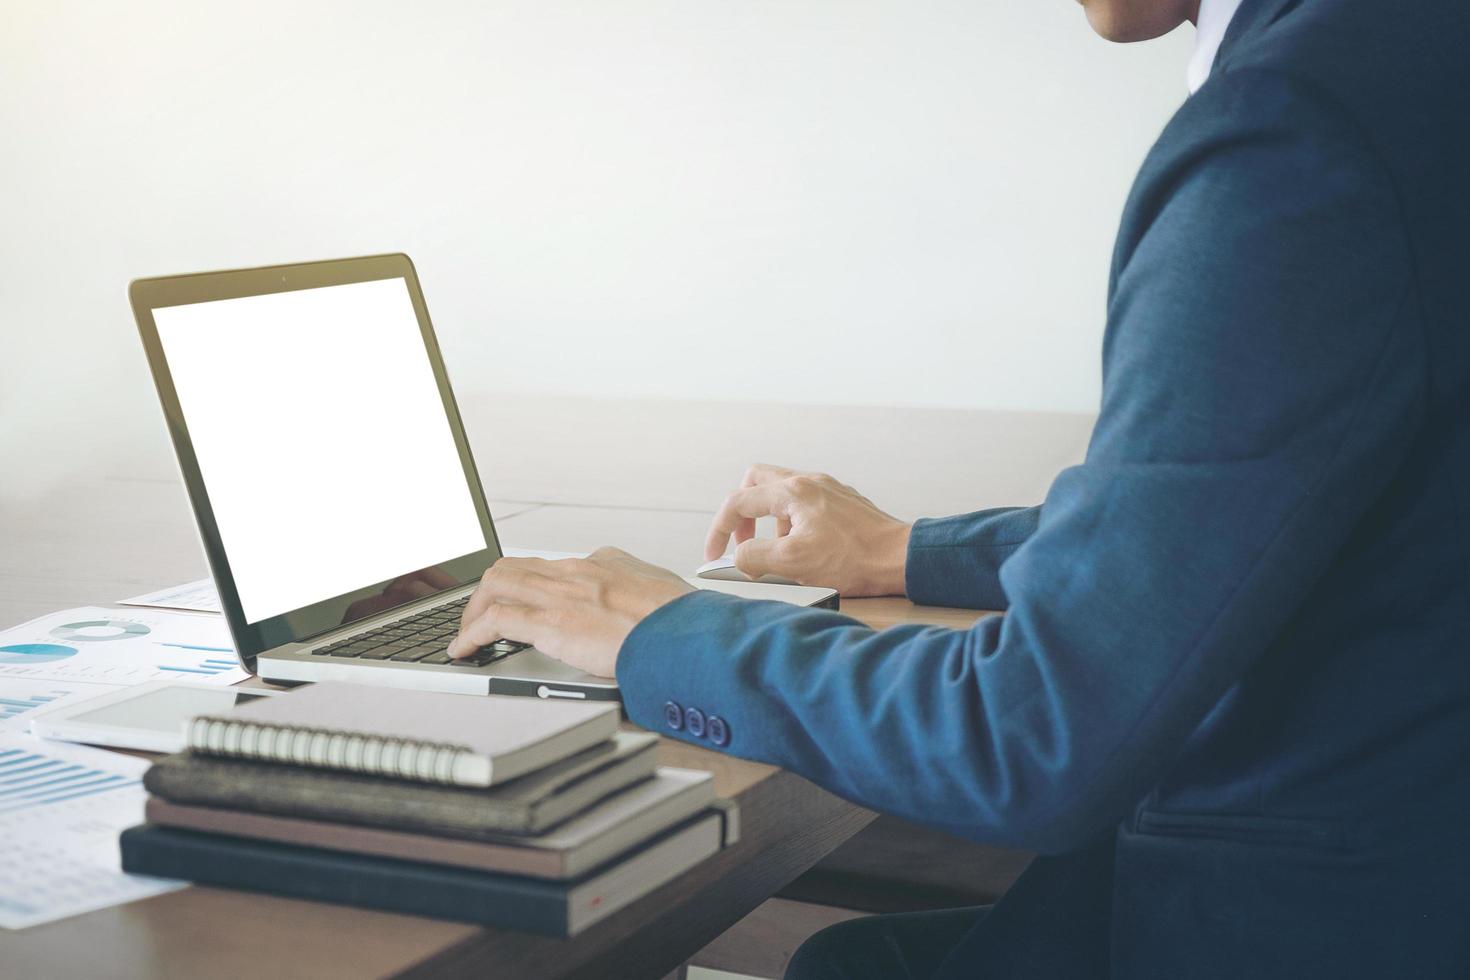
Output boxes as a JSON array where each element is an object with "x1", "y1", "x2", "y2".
[
  {"x1": 0, "y1": 599, "x2": 978, "y2": 980},
  {"x1": 0, "y1": 397, "x2": 1087, "y2": 977},
  {"x1": 0, "y1": 489, "x2": 992, "y2": 978}
]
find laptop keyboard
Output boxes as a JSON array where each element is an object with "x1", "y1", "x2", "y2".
[{"x1": 311, "y1": 596, "x2": 530, "y2": 668}]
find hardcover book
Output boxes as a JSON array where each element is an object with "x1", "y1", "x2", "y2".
[
  {"x1": 120, "y1": 804, "x2": 739, "y2": 936},
  {"x1": 144, "y1": 731, "x2": 658, "y2": 837},
  {"x1": 144, "y1": 767, "x2": 715, "y2": 879}
]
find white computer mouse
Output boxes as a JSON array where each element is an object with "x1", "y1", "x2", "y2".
[{"x1": 694, "y1": 554, "x2": 801, "y2": 587}]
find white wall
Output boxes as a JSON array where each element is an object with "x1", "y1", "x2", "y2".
[{"x1": 0, "y1": 1, "x2": 1192, "y2": 491}]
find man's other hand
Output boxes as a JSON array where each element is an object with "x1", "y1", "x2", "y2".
[
  {"x1": 704, "y1": 464, "x2": 912, "y2": 596},
  {"x1": 449, "y1": 548, "x2": 693, "y2": 677}
]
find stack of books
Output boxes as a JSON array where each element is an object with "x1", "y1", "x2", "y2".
[{"x1": 118, "y1": 683, "x2": 738, "y2": 936}]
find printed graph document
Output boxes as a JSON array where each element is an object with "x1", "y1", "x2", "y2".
[
  {"x1": 119, "y1": 578, "x2": 223, "y2": 614},
  {"x1": 0, "y1": 734, "x2": 184, "y2": 928},
  {"x1": 0, "y1": 607, "x2": 247, "y2": 687},
  {"x1": 0, "y1": 677, "x2": 113, "y2": 733}
]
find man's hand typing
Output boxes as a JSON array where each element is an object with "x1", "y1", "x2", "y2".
[{"x1": 448, "y1": 548, "x2": 693, "y2": 677}]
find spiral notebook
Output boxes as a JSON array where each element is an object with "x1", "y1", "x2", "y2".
[{"x1": 185, "y1": 682, "x2": 620, "y2": 787}]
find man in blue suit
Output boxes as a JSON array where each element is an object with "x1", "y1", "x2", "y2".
[{"x1": 451, "y1": 0, "x2": 1470, "y2": 974}]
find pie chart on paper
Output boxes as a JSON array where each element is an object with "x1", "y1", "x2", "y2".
[
  {"x1": 0, "y1": 643, "x2": 78, "y2": 664},
  {"x1": 49, "y1": 620, "x2": 151, "y2": 643}
]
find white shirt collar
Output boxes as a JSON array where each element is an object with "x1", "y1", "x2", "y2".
[{"x1": 1187, "y1": 0, "x2": 1246, "y2": 94}]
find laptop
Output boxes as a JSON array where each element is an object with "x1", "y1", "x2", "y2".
[{"x1": 129, "y1": 254, "x2": 838, "y2": 701}]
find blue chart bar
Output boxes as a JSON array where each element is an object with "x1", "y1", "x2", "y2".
[
  {"x1": 159, "y1": 657, "x2": 235, "y2": 676},
  {"x1": 0, "y1": 690, "x2": 64, "y2": 721},
  {"x1": 160, "y1": 643, "x2": 233, "y2": 653},
  {"x1": 0, "y1": 750, "x2": 138, "y2": 814}
]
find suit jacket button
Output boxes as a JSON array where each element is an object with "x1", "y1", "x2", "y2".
[
  {"x1": 663, "y1": 702, "x2": 684, "y2": 731},
  {"x1": 707, "y1": 715, "x2": 729, "y2": 747},
  {"x1": 684, "y1": 707, "x2": 707, "y2": 738}
]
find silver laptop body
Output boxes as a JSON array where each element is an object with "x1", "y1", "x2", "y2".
[{"x1": 131, "y1": 254, "x2": 837, "y2": 701}]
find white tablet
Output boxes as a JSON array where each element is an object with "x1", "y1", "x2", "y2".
[{"x1": 30, "y1": 681, "x2": 285, "y2": 753}]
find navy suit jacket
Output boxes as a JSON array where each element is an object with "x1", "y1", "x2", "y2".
[{"x1": 618, "y1": 0, "x2": 1470, "y2": 975}]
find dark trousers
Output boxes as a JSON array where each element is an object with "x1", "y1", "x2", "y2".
[
  {"x1": 784, "y1": 906, "x2": 991, "y2": 980},
  {"x1": 785, "y1": 842, "x2": 1118, "y2": 980}
]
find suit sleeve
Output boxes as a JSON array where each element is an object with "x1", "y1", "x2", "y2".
[
  {"x1": 905, "y1": 506, "x2": 1041, "y2": 609},
  {"x1": 616, "y1": 71, "x2": 1424, "y2": 853}
]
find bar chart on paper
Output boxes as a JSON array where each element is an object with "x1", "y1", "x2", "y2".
[
  {"x1": 0, "y1": 742, "x2": 139, "y2": 814},
  {"x1": 0, "y1": 685, "x2": 69, "y2": 723},
  {"x1": 0, "y1": 677, "x2": 112, "y2": 732},
  {"x1": 0, "y1": 734, "x2": 184, "y2": 929}
]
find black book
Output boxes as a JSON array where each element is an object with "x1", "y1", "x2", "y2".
[{"x1": 119, "y1": 803, "x2": 738, "y2": 937}]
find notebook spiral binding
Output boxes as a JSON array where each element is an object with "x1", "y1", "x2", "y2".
[{"x1": 186, "y1": 716, "x2": 468, "y2": 784}]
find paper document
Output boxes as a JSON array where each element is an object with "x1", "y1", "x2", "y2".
[
  {"x1": 0, "y1": 607, "x2": 247, "y2": 688},
  {"x1": 0, "y1": 734, "x2": 185, "y2": 928},
  {"x1": 0, "y1": 677, "x2": 113, "y2": 733},
  {"x1": 119, "y1": 578, "x2": 222, "y2": 614}
]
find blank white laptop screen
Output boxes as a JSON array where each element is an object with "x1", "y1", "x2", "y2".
[{"x1": 152, "y1": 277, "x2": 486, "y2": 624}]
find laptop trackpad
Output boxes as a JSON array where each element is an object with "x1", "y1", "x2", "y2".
[{"x1": 492, "y1": 647, "x2": 610, "y2": 684}]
